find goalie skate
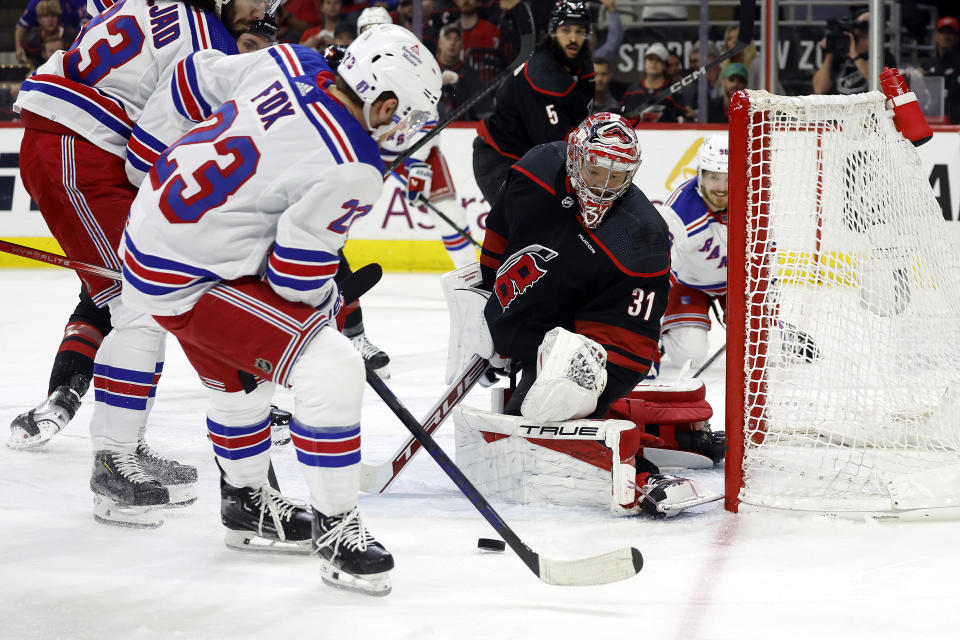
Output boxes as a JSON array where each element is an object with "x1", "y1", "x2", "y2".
[
  {"x1": 221, "y1": 481, "x2": 313, "y2": 555},
  {"x1": 7, "y1": 384, "x2": 82, "y2": 450},
  {"x1": 313, "y1": 507, "x2": 393, "y2": 597},
  {"x1": 90, "y1": 450, "x2": 170, "y2": 528},
  {"x1": 135, "y1": 443, "x2": 198, "y2": 507},
  {"x1": 636, "y1": 473, "x2": 722, "y2": 519}
]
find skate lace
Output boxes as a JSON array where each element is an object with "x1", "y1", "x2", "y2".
[
  {"x1": 253, "y1": 486, "x2": 304, "y2": 541},
  {"x1": 110, "y1": 453, "x2": 155, "y2": 484},
  {"x1": 351, "y1": 334, "x2": 382, "y2": 360},
  {"x1": 136, "y1": 443, "x2": 169, "y2": 464},
  {"x1": 313, "y1": 507, "x2": 373, "y2": 557}
]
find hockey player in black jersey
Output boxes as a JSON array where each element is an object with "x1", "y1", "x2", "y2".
[
  {"x1": 487, "y1": 112, "x2": 668, "y2": 418},
  {"x1": 472, "y1": 0, "x2": 595, "y2": 203},
  {"x1": 446, "y1": 113, "x2": 722, "y2": 517}
]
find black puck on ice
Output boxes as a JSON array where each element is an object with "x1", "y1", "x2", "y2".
[{"x1": 478, "y1": 537, "x2": 506, "y2": 552}]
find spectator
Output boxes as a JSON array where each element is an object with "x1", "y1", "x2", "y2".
[
  {"x1": 812, "y1": 11, "x2": 895, "y2": 95},
  {"x1": 620, "y1": 43, "x2": 693, "y2": 123},
  {"x1": 923, "y1": 16, "x2": 960, "y2": 123},
  {"x1": 436, "y1": 22, "x2": 483, "y2": 120},
  {"x1": 484, "y1": 0, "x2": 531, "y2": 65},
  {"x1": 682, "y1": 41, "x2": 720, "y2": 112},
  {"x1": 666, "y1": 51, "x2": 681, "y2": 83},
  {"x1": 592, "y1": 0, "x2": 624, "y2": 62},
  {"x1": 718, "y1": 25, "x2": 758, "y2": 92},
  {"x1": 332, "y1": 21, "x2": 356, "y2": 45},
  {"x1": 298, "y1": 0, "x2": 346, "y2": 49},
  {"x1": 0, "y1": 82, "x2": 21, "y2": 122},
  {"x1": 22, "y1": 0, "x2": 75, "y2": 69},
  {"x1": 593, "y1": 56, "x2": 626, "y2": 112},
  {"x1": 454, "y1": 0, "x2": 500, "y2": 51},
  {"x1": 15, "y1": 0, "x2": 85, "y2": 65},
  {"x1": 706, "y1": 62, "x2": 747, "y2": 123},
  {"x1": 41, "y1": 34, "x2": 64, "y2": 61}
]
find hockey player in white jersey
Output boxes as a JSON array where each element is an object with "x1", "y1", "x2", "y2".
[
  {"x1": 355, "y1": 7, "x2": 476, "y2": 271},
  {"x1": 120, "y1": 26, "x2": 441, "y2": 595},
  {"x1": 11, "y1": 0, "x2": 271, "y2": 519},
  {"x1": 657, "y1": 134, "x2": 729, "y2": 369}
]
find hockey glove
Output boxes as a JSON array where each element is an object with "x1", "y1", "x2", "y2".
[{"x1": 406, "y1": 161, "x2": 432, "y2": 204}]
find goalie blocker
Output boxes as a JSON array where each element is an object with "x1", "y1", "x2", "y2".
[{"x1": 453, "y1": 379, "x2": 723, "y2": 517}]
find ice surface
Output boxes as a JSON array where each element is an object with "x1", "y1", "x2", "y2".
[{"x1": 1, "y1": 271, "x2": 958, "y2": 639}]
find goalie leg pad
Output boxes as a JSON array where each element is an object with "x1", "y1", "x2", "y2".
[{"x1": 521, "y1": 327, "x2": 608, "y2": 423}]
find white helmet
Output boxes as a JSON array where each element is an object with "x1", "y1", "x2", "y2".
[
  {"x1": 697, "y1": 134, "x2": 729, "y2": 176},
  {"x1": 357, "y1": 6, "x2": 392, "y2": 33},
  {"x1": 339, "y1": 24, "x2": 442, "y2": 138}
]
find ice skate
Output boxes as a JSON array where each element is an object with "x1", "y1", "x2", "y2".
[
  {"x1": 90, "y1": 450, "x2": 170, "y2": 528},
  {"x1": 312, "y1": 507, "x2": 393, "y2": 596},
  {"x1": 136, "y1": 442, "x2": 198, "y2": 506},
  {"x1": 636, "y1": 473, "x2": 722, "y2": 519},
  {"x1": 269, "y1": 405, "x2": 292, "y2": 446},
  {"x1": 349, "y1": 333, "x2": 391, "y2": 379},
  {"x1": 221, "y1": 480, "x2": 313, "y2": 555},
  {"x1": 7, "y1": 377, "x2": 86, "y2": 450}
]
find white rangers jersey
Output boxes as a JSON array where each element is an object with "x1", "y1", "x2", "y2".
[
  {"x1": 15, "y1": 0, "x2": 236, "y2": 158},
  {"x1": 658, "y1": 177, "x2": 728, "y2": 296},
  {"x1": 119, "y1": 44, "x2": 385, "y2": 316}
]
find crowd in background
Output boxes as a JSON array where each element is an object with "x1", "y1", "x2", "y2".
[{"x1": 2, "y1": 0, "x2": 959, "y2": 123}]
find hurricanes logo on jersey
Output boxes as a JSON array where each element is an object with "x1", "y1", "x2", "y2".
[{"x1": 494, "y1": 244, "x2": 558, "y2": 309}]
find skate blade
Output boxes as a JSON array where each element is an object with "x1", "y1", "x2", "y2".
[
  {"x1": 92, "y1": 495, "x2": 164, "y2": 529},
  {"x1": 6, "y1": 423, "x2": 59, "y2": 450},
  {"x1": 319, "y1": 559, "x2": 392, "y2": 597},
  {"x1": 223, "y1": 529, "x2": 313, "y2": 555},
  {"x1": 163, "y1": 483, "x2": 198, "y2": 507}
]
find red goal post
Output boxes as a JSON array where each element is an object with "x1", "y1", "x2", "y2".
[{"x1": 724, "y1": 89, "x2": 960, "y2": 518}]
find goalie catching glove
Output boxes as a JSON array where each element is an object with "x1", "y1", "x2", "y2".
[
  {"x1": 405, "y1": 160, "x2": 432, "y2": 204},
  {"x1": 521, "y1": 327, "x2": 607, "y2": 423}
]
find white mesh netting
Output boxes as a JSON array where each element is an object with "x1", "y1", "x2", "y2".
[{"x1": 735, "y1": 91, "x2": 960, "y2": 514}]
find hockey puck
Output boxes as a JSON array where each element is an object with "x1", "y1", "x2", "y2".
[{"x1": 477, "y1": 537, "x2": 506, "y2": 552}]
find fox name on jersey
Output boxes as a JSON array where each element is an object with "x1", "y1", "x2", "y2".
[
  {"x1": 16, "y1": 0, "x2": 237, "y2": 158},
  {"x1": 120, "y1": 45, "x2": 384, "y2": 319}
]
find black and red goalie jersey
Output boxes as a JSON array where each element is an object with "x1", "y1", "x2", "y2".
[{"x1": 479, "y1": 141, "x2": 671, "y2": 414}]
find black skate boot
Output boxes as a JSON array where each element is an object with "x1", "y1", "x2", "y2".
[
  {"x1": 347, "y1": 332, "x2": 391, "y2": 379},
  {"x1": 312, "y1": 507, "x2": 393, "y2": 596},
  {"x1": 136, "y1": 442, "x2": 198, "y2": 507},
  {"x1": 7, "y1": 374, "x2": 87, "y2": 450},
  {"x1": 269, "y1": 405, "x2": 292, "y2": 446},
  {"x1": 90, "y1": 450, "x2": 170, "y2": 528},
  {"x1": 221, "y1": 479, "x2": 313, "y2": 554}
]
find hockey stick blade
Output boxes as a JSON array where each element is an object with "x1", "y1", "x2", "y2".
[
  {"x1": 384, "y1": 2, "x2": 536, "y2": 175},
  {"x1": 340, "y1": 262, "x2": 382, "y2": 304},
  {"x1": 364, "y1": 367, "x2": 643, "y2": 586},
  {"x1": 360, "y1": 354, "x2": 489, "y2": 493},
  {"x1": 0, "y1": 239, "x2": 121, "y2": 280},
  {"x1": 622, "y1": 0, "x2": 757, "y2": 119}
]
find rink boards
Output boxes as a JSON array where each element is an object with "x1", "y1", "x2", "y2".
[{"x1": 1, "y1": 122, "x2": 958, "y2": 272}]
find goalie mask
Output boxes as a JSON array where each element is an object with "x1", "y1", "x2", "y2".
[
  {"x1": 338, "y1": 24, "x2": 442, "y2": 139},
  {"x1": 566, "y1": 113, "x2": 641, "y2": 228}
]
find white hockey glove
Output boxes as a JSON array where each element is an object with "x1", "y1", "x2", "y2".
[
  {"x1": 520, "y1": 327, "x2": 608, "y2": 423},
  {"x1": 442, "y1": 263, "x2": 497, "y2": 384},
  {"x1": 406, "y1": 161, "x2": 432, "y2": 204}
]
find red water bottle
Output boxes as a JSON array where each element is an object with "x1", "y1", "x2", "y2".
[{"x1": 879, "y1": 66, "x2": 933, "y2": 147}]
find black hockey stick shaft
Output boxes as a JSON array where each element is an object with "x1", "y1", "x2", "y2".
[
  {"x1": 693, "y1": 343, "x2": 726, "y2": 378},
  {"x1": 384, "y1": 2, "x2": 536, "y2": 175},
  {"x1": 0, "y1": 239, "x2": 122, "y2": 280},
  {"x1": 365, "y1": 367, "x2": 643, "y2": 585},
  {"x1": 389, "y1": 170, "x2": 482, "y2": 249},
  {"x1": 622, "y1": 0, "x2": 757, "y2": 119}
]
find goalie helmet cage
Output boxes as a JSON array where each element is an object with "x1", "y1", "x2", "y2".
[{"x1": 724, "y1": 90, "x2": 960, "y2": 518}]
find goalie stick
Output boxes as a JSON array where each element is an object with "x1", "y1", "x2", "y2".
[
  {"x1": 621, "y1": 0, "x2": 757, "y2": 120},
  {"x1": 364, "y1": 365, "x2": 644, "y2": 586},
  {"x1": 360, "y1": 354, "x2": 489, "y2": 493},
  {"x1": 383, "y1": 2, "x2": 536, "y2": 175}
]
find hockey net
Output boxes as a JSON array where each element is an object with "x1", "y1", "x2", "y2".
[{"x1": 725, "y1": 90, "x2": 960, "y2": 517}]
